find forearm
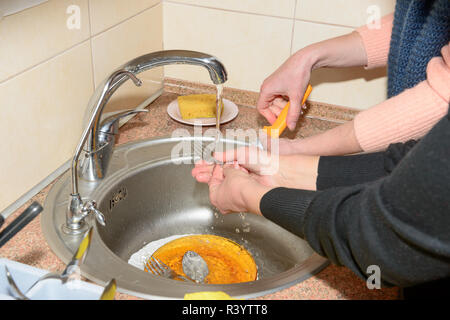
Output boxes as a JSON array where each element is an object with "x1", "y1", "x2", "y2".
[
  {"x1": 354, "y1": 82, "x2": 449, "y2": 152},
  {"x1": 307, "y1": 31, "x2": 368, "y2": 70},
  {"x1": 317, "y1": 139, "x2": 419, "y2": 189},
  {"x1": 240, "y1": 180, "x2": 270, "y2": 216},
  {"x1": 274, "y1": 138, "x2": 416, "y2": 192},
  {"x1": 354, "y1": 44, "x2": 450, "y2": 152},
  {"x1": 260, "y1": 110, "x2": 450, "y2": 287},
  {"x1": 276, "y1": 154, "x2": 319, "y2": 190},
  {"x1": 289, "y1": 120, "x2": 363, "y2": 156}
]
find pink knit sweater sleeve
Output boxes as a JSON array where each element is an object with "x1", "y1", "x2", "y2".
[
  {"x1": 353, "y1": 43, "x2": 450, "y2": 152},
  {"x1": 355, "y1": 13, "x2": 394, "y2": 69}
]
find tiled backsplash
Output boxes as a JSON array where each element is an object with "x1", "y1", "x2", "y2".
[
  {"x1": 163, "y1": 0, "x2": 396, "y2": 109},
  {"x1": 0, "y1": 0, "x2": 163, "y2": 213},
  {"x1": 0, "y1": 0, "x2": 396, "y2": 214}
]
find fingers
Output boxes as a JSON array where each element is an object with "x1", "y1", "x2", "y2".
[
  {"x1": 256, "y1": 88, "x2": 278, "y2": 124},
  {"x1": 272, "y1": 97, "x2": 288, "y2": 109},
  {"x1": 286, "y1": 94, "x2": 302, "y2": 131},
  {"x1": 207, "y1": 165, "x2": 222, "y2": 210},
  {"x1": 192, "y1": 160, "x2": 214, "y2": 183},
  {"x1": 208, "y1": 164, "x2": 224, "y2": 188},
  {"x1": 213, "y1": 146, "x2": 259, "y2": 168},
  {"x1": 192, "y1": 154, "x2": 251, "y2": 184},
  {"x1": 259, "y1": 107, "x2": 277, "y2": 125},
  {"x1": 192, "y1": 161, "x2": 213, "y2": 175},
  {"x1": 194, "y1": 173, "x2": 213, "y2": 183}
]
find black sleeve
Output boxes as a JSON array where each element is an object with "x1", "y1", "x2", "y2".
[
  {"x1": 260, "y1": 110, "x2": 450, "y2": 288},
  {"x1": 317, "y1": 139, "x2": 419, "y2": 190}
]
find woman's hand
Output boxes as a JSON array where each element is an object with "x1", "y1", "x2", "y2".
[
  {"x1": 257, "y1": 32, "x2": 368, "y2": 132},
  {"x1": 192, "y1": 147, "x2": 283, "y2": 188},
  {"x1": 206, "y1": 164, "x2": 271, "y2": 215},
  {"x1": 258, "y1": 51, "x2": 313, "y2": 131},
  {"x1": 192, "y1": 147, "x2": 320, "y2": 214}
]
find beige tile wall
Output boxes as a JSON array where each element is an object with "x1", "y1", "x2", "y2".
[
  {"x1": 163, "y1": 0, "x2": 396, "y2": 110},
  {"x1": 0, "y1": 0, "x2": 163, "y2": 212},
  {"x1": 163, "y1": 3, "x2": 292, "y2": 92}
]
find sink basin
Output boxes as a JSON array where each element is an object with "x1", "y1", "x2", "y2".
[{"x1": 41, "y1": 136, "x2": 328, "y2": 299}]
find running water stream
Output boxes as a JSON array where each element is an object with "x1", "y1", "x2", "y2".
[
  {"x1": 215, "y1": 84, "x2": 224, "y2": 141},
  {"x1": 213, "y1": 84, "x2": 224, "y2": 162}
]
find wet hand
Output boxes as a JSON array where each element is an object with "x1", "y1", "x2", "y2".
[{"x1": 207, "y1": 164, "x2": 271, "y2": 215}]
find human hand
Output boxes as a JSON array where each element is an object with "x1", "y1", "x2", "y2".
[
  {"x1": 192, "y1": 146, "x2": 319, "y2": 191},
  {"x1": 257, "y1": 50, "x2": 314, "y2": 131},
  {"x1": 192, "y1": 146, "x2": 282, "y2": 188},
  {"x1": 206, "y1": 164, "x2": 270, "y2": 214},
  {"x1": 258, "y1": 32, "x2": 368, "y2": 132}
]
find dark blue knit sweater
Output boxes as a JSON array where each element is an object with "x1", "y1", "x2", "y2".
[{"x1": 387, "y1": 0, "x2": 450, "y2": 98}]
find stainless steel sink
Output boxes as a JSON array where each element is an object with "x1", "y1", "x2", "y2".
[{"x1": 41, "y1": 136, "x2": 328, "y2": 299}]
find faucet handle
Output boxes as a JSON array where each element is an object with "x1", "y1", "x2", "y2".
[
  {"x1": 82, "y1": 200, "x2": 106, "y2": 226},
  {"x1": 99, "y1": 109, "x2": 149, "y2": 135}
]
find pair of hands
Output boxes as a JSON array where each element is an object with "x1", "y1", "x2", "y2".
[
  {"x1": 191, "y1": 147, "x2": 319, "y2": 215},
  {"x1": 191, "y1": 147, "x2": 278, "y2": 215},
  {"x1": 193, "y1": 32, "x2": 367, "y2": 214}
]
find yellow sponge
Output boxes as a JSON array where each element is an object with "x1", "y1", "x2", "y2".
[{"x1": 178, "y1": 94, "x2": 224, "y2": 120}]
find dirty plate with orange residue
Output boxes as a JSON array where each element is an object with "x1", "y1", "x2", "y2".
[{"x1": 147, "y1": 234, "x2": 257, "y2": 284}]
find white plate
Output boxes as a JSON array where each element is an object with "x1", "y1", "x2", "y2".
[{"x1": 167, "y1": 97, "x2": 239, "y2": 126}]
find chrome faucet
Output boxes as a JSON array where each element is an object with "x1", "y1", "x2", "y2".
[{"x1": 63, "y1": 50, "x2": 228, "y2": 235}]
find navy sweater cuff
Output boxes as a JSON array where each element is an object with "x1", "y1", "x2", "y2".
[{"x1": 259, "y1": 187, "x2": 317, "y2": 238}]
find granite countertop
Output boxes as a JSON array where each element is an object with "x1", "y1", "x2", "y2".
[{"x1": 0, "y1": 80, "x2": 399, "y2": 300}]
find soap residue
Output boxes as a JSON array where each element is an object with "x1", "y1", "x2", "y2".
[{"x1": 128, "y1": 234, "x2": 196, "y2": 270}]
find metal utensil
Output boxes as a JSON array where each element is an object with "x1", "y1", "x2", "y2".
[
  {"x1": 182, "y1": 250, "x2": 209, "y2": 284},
  {"x1": 144, "y1": 256, "x2": 193, "y2": 282},
  {"x1": 24, "y1": 227, "x2": 94, "y2": 294},
  {"x1": 99, "y1": 279, "x2": 116, "y2": 300},
  {"x1": 4, "y1": 266, "x2": 29, "y2": 300}
]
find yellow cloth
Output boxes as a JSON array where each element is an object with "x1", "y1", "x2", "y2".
[{"x1": 184, "y1": 291, "x2": 237, "y2": 300}]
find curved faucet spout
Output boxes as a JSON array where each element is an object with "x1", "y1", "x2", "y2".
[
  {"x1": 64, "y1": 50, "x2": 228, "y2": 234},
  {"x1": 124, "y1": 50, "x2": 228, "y2": 85}
]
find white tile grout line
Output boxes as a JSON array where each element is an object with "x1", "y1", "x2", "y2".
[
  {"x1": 294, "y1": 17, "x2": 356, "y2": 30},
  {"x1": 164, "y1": 0, "x2": 293, "y2": 21},
  {"x1": 0, "y1": 1, "x2": 162, "y2": 87},
  {"x1": 89, "y1": 1, "x2": 162, "y2": 38},
  {"x1": 163, "y1": 1, "x2": 358, "y2": 29},
  {"x1": 0, "y1": 39, "x2": 90, "y2": 86},
  {"x1": 289, "y1": 0, "x2": 298, "y2": 55},
  {"x1": 87, "y1": 0, "x2": 96, "y2": 90}
]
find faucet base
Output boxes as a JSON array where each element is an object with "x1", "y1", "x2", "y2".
[{"x1": 61, "y1": 221, "x2": 90, "y2": 236}]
